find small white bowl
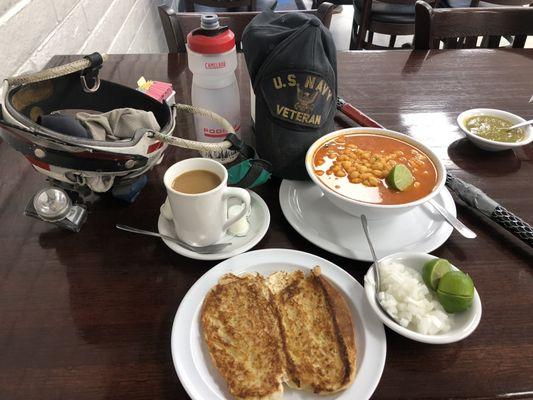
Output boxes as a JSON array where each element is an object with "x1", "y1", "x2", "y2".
[
  {"x1": 305, "y1": 128, "x2": 446, "y2": 220},
  {"x1": 457, "y1": 108, "x2": 533, "y2": 151},
  {"x1": 364, "y1": 252, "x2": 482, "y2": 344}
]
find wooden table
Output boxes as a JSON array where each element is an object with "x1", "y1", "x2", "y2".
[{"x1": 1, "y1": 50, "x2": 532, "y2": 400}]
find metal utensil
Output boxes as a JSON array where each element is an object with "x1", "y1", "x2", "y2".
[
  {"x1": 116, "y1": 224, "x2": 232, "y2": 254},
  {"x1": 427, "y1": 199, "x2": 477, "y2": 239},
  {"x1": 506, "y1": 119, "x2": 533, "y2": 131},
  {"x1": 360, "y1": 215, "x2": 398, "y2": 324}
]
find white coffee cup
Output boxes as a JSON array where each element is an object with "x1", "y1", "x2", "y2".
[{"x1": 162, "y1": 158, "x2": 251, "y2": 246}]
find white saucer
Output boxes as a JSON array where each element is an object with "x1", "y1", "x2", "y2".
[
  {"x1": 279, "y1": 180, "x2": 455, "y2": 261},
  {"x1": 158, "y1": 191, "x2": 270, "y2": 260}
]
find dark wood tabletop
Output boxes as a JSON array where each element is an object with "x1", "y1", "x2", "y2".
[{"x1": 1, "y1": 50, "x2": 532, "y2": 400}]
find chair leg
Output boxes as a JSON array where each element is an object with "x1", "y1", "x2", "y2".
[
  {"x1": 350, "y1": 21, "x2": 359, "y2": 50},
  {"x1": 487, "y1": 35, "x2": 501, "y2": 48},
  {"x1": 388, "y1": 34, "x2": 397, "y2": 48},
  {"x1": 367, "y1": 31, "x2": 374, "y2": 46},
  {"x1": 513, "y1": 35, "x2": 527, "y2": 49},
  {"x1": 355, "y1": 26, "x2": 366, "y2": 50}
]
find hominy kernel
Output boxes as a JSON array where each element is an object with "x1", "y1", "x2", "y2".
[
  {"x1": 332, "y1": 166, "x2": 341, "y2": 172},
  {"x1": 369, "y1": 177, "x2": 379, "y2": 186},
  {"x1": 363, "y1": 179, "x2": 370, "y2": 186},
  {"x1": 349, "y1": 171, "x2": 359, "y2": 179},
  {"x1": 342, "y1": 161, "x2": 352, "y2": 169},
  {"x1": 372, "y1": 169, "x2": 382, "y2": 176},
  {"x1": 335, "y1": 170, "x2": 346, "y2": 177}
]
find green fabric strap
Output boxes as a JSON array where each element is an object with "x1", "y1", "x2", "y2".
[{"x1": 228, "y1": 159, "x2": 271, "y2": 189}]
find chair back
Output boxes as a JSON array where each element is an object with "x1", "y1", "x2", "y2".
[
  {"x1": 414, "y1": 0, "x2": 533, "y2": 49},
  {"x1": 477, "y1": 1, "x2": 532, "y2": 5},
  {"x1": 181, "y1": 0, "x2": 255, "y2": 12},
  {"x1": 158, "y1": 3, "x2": 336, "y2": 53}
]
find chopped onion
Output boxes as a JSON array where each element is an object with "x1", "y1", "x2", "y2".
[{"x1": 368, "y1": 260, "x2": 451, "y2": 335}]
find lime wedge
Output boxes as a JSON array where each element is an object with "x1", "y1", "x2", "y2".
[
  {"x1": 422, "y1": 258, "x2": 452, "y2": 291},
  {"x1": 386, "y1": 164, "x2": 413, "y2": 191},
  {"x1": 437, "y1": 271, "x2": 475, "y2": 313}
]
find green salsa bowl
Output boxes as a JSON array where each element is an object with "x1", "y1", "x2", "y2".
[{"x1": 457, "y1": 108, "x2": 533, "y2": 151}]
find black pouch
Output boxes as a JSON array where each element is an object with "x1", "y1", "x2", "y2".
[{"x1": 242, "y1": 11, "x2": 337, "y2": 180}]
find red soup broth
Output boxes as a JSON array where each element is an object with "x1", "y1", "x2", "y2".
[{"x1": 313, "y1": 134, "x2": 438, "y2": 205}]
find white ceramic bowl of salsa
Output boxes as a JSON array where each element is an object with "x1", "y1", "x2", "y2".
[
  {"x1": 457, "y1": 108, "x2": 533, "y2": 151},
  {"x1": 305, "y1": 128, "x2": 446, "y2": 220}
]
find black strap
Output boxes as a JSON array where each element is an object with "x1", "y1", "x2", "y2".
[
  {"x1": 83, "y1": 53, "x2": 104, "y2": 69},
  {"x1": 226, "y1": 132, "x2": 256, "y2": 159},
  {"x1": 81, "y1": 53, "x2": 103, "y2": 86},
  {"x1": 234, "y1": 159, "x2": 272, "y2": 188}
]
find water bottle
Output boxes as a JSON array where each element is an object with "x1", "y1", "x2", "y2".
[{"x1": 187, "y1": 14, "x2": 240, "y2": 163}]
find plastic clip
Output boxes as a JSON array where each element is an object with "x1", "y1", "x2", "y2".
[{"x1": 80, "y1": 53, "x2": 104, "y2": 93}]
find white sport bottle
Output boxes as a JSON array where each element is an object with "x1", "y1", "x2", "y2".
[{"x1": 187, "y1": 14, "x2": 240, "y2": 163}]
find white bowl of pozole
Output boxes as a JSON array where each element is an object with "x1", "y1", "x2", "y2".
[
  {"x1": 457, "y1": 108, "x2": 533, "y2": 151},
  {"x1": 305, "y1": 128, "x2": 446, "y2": 219}
]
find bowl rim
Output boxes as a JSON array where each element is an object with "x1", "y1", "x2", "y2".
[
  {"x1": 305, "y1": 127, "x2": 446, "y2": 209},
  {"x1": 457, "y1": 108, "x2": 533, "y2": 148},
  {"x1": 363, "y1": 251, "x2": 482, "y2": 344}
]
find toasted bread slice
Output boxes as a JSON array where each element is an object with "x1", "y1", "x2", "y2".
[
  {"x1": 267, "y1": 267, "x2": 356, "y2": 394},
  {"x1": 201, "y1": 273, "x2": 285, "y2": 400}
]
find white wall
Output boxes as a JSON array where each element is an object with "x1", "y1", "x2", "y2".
[{"x1": 0, "y1": 0, "x2": 175, "y2": 82}]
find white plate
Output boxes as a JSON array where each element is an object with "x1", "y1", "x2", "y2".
[
  {"x1": 171, "y1": 249, "x2": 387, "y2": 400},
  {"x1": 279, "y1": 180, "x2": 455, "y2": 261},
  {"x1": 364, "y1": 252, "x2": 482, "y2": 344},
  {"x1": 158, "y1": 190, "x2": 270, "y2": 260}
]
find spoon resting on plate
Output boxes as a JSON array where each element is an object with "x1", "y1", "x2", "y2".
[
  {"x1": 360, "y1": 215, "x2": 399, "y2": 324},
  {"x1": 427, "y1": 199, "x2": 477, "y2": 239},
  {"x1": 116, "y1": 224, "x2": 232, "y2": 254}
]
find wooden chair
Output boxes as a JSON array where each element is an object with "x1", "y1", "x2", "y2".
[
  {"x1": 180, "y1": 0, "x2": 277, "y2": 12},
  {"x1": 350, "y1": 0, "x2": 440, "y2": 50},
  {"x1": 414, "y1": 0, "x2": 533, "y2": 49},
  {"x1": 158, "y1": 3, "x2": 336, "y2": 53},
  {"x1": 442, "y1": 0, "x2": 532, "y2": 6}
]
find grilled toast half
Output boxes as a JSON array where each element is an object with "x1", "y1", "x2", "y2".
[
  {"x1": 201, "y1": 273, "x2": 285, "y2": 400},
  {"x1": 267, "y1": 267, "x2": 356, "y2": 394},
  {"x1": 201, "y1": 268, "x2": 356, "y2": 399}
]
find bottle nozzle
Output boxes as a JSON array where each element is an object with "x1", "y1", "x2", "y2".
[{"x1": 201, "y1": 14, "x2": 220, "y2": 30}]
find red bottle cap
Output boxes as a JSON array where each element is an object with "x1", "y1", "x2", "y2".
[{"x1": 187, "y1": 29, "x2": 235, "y2": 54}]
